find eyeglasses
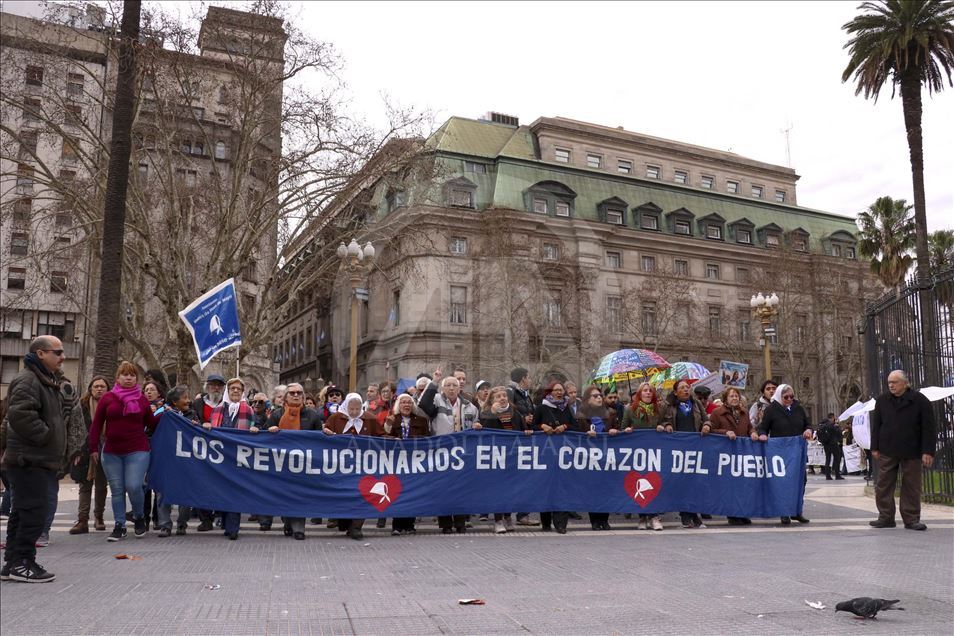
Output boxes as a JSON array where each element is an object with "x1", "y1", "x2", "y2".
[
  {"x1": 41, "y1": 349, "x2": 65, "y2": 356},
  {"x1": 591, "y1": 394, "x2": 603, "y2": 399},
  {"x1": 251, "y1": 400, "x2": 265, "y2": 406},
  {"x1": 781, "y1": 394, "x2": 794, "y2": 400},
  {"x1": 287, "y1": 391, "x2": 303, "y2": 396}
]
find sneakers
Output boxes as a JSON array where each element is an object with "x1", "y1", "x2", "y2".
[
  {"x1": 0, "y1": 562, "x2": 10, "y2": 581},
  {"x1": 175, "y1": 526, "x2": 187, "y2": 536},
  {"x1": 107, "y1": 524, "x2": 127, "y2": 542},
  {"x1": 133, "y1": 517, "x2": 148, "y2": 537},
  {"x1": 69, "y1": 520, "x2": 89, "y2": 535},
  {"x1": 516, "y1": 517, "x2": 539, "y2": 526},
  {"x1": 504, "y1": 517, "x2": 515, "y2": 531},
  {"x1": 196, "y1": 520, "x2": 214, "y2": 532},
  {"x1": 34, "y1": 533, "x2": 50, "y2": 548},
  {"x1": 8, "y1": 559, "x2": 55, "y2": 584},
  {"x1": 636, "y1": 519, "x2": 648, "y2": 530},
  {"x1": 651, "y1": 517, "x2": 664, "y2": 531},
  {"x1": 494, "y1": 521, "x2": 507, "y2": 534},
  {"x1": 157, "y1": 527, "x2": 172, "y2": 538}
]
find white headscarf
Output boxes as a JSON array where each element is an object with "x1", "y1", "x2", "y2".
[
  {"x1": 223, "y1": 380, "x2": 246, "y2": 419},
  {"x1": 771, "y1": 383, "x2": 793, "y2": 406},
  {"x1": 342, "y1": 392, "x2": 365, "y2": 433}
]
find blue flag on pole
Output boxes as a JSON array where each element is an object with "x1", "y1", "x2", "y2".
[
  {"x1": 178, "y1": 278, "x2": 242, "y2": 370},
  {"x1": 149, "y1": 413, "x2": 807, "y2": 518}
]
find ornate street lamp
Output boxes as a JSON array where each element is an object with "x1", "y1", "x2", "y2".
[
  {"x1": 338, "y1": 239, "x2": 375, "y2": 392},
  {"x1": 750, "y1": 291, "x2": 780, "y2": 379}
]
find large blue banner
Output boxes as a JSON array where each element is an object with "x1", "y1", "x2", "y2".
[
  {"x1": 148, "y1": 413, "x2": 807, "y2": 518},
  {"x1": 177, "y1": 278, "x2": 242, "y2": 370}
]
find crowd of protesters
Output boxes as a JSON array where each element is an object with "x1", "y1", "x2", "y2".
[{"x1": 0, "y1": 336, "x2": 937, "y2": 582}]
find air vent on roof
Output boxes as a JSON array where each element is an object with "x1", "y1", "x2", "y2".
[{"x1": 479, "y1": 112, "x2": 519, "y2": 127}]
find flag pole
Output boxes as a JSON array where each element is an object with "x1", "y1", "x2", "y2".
[{"x1": 235, "y1": 347, "x2": 240, "y2": 379}]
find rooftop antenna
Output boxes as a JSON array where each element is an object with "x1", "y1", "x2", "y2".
[{"x1": 781, "y1": 121, "x2": 793, "y2": 167}]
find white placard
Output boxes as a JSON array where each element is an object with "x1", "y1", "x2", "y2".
[
  {"x1": 851, "y1": 411, "x2": 871, "y2": 450},
  {"x1": 843, "y1": 443, "x2": 862, "y2": 473}
]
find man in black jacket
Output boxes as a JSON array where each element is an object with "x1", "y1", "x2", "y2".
[
  {"x1": 817, "y1": 413, "x2": 844, "y2": 480},
  {"x1": 506, "y1": 368, "x2": 539, "y2": 526},
  {"x1": 869, "y1": 370, "x2": 936, "y2": 531},
  {"x1": 0, "y1": 336, "x2": 67, "y2": 583}
]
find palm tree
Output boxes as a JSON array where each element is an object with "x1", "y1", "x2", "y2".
[
  {"x1": 842, "y1": 0, "x2": 954, "y2": 280},
  {"x1": 927, "y1": 229, "x2": 954, "y2": 274},
  {"x1": 857, "y1": 196, "x2": 916, "y2": 290}
]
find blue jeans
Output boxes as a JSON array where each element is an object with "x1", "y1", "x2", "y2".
[{"x1": 101, "y1": 451, "x2": 150, "y2": 527}]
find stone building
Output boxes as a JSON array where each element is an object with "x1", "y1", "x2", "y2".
[
  {"x1": 0, "y1": 5, "x2": 283, "y2": 396},
  {"x1": 278, "y1": 114, "x2": 872, "y2": 416}
]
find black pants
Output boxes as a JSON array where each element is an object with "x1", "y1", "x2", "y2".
[
  {"x1": 392, "y1": 517, "x2": 415, "y2": 531},
  {"x1": 3, "y1": 465, "x2": 56, "y2": 564},
  {"x1": 438, "y1": 515, "x2": 469, "y2": 530},
  {"x1": 588, "y1": 512, "x2": 609, "y2": 527},
  {"x1": 823, "y1": 444, "x2": 843, "y2": 476},
  {"x1": 540, "y1": 511, "x2": 569, "y2": 531}
]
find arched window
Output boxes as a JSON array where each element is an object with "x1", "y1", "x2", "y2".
[{"x1": 214, "y1": 141, "x2": 227, "y2": 160}]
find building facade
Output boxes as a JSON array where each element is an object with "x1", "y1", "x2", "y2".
[
  {"x1": 1, "y1": 6, "x2": 283, "y2": 397},
  {"x1": 278, "y1": 115, "x2": 873, "y2": 415}
]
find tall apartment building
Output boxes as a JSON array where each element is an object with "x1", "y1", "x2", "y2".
[
  {"x1": 277, "y1": 114, "x2": 873, "y2": 416},
  {"x1": 1, "y1": 6, "x2": 284, "y2": 397}
]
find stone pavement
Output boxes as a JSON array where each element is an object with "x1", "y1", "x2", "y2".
[{"x1": 1, "y1": 475, "x2": 952, "y2": 635}]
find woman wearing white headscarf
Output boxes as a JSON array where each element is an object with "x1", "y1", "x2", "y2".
[
  {"x1": 323, "y1": 393, "x2": 384, "y2": 540},
  {"x1": 757, "y1": 383, "x2": 814, "y2": 525}
]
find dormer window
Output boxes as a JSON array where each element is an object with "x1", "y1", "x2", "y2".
[
  {"x1": 597, "y1": 197, "x2": 628, "y2": 226},
  {"x1": 737, "y1": 229, "x2": 752, "y2": 244},
  {"x1": 387, "y1": 190, "x2": 408, "y2": 212},
  {"x1": 766, "y1": 234, "x2": 780, "y2": 247},
  {"x1": 825, "y1": 230, "x2": 858, "y2": 259},
  {"x1": 707, "y1": 225, "x2": 722, "y2": 240},
  {"x1": 606, "y1": 208, "x2": 624, "y2": 225},
  {"x1": 635, "y1": 202, "x2": 662, "y2": 231},
  {"x1": 698, "y1": 213, "x2": 726, "y2": 242},
  {"x1": 443, "y1": 177, "x2": 477, "y2": 209},
  {"x1": 526, "y1": 181, "x2": 576, "y2": 218},
  {"x1": 667, "y1": 207, "x2": 695, "y2": 236},
  {"x1": 641, "y1": 215, "x2": 658, "y2": 230},
  {"x1": 846, "y1": 246, "x2": 856, "y2": 259},
  {"x1": 675, "y1": 220, "x2": 691, "y2": 235}
]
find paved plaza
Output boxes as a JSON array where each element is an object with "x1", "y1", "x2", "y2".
[{"x1": 1, "y1": 476, "x2": 952, "y2": 635}]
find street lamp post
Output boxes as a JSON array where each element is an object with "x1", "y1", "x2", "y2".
[
  {"x1": 750, "y1": 292, "x2": 780, "y2": 379},
  {"x1": 336, "y1": 238, "x2": 375, "y2": 393}
]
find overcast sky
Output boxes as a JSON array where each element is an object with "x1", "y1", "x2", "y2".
[{"x1": 5, "y1": 0, "x2": 951, "y2": 230}]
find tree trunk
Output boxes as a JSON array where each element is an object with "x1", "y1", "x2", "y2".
[
  {"x1": 900, "y1": 67, "x2": 940, "y2": 386},
  {"x1": 92, "y1": 0, "x2": 141, "y2": 376}
]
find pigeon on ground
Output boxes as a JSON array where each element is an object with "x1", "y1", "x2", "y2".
[{"x1": 835, "y1": 597, "x2": 905, "y2": 619}]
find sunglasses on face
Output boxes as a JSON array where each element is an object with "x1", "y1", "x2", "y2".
[
  {"x1": 251, "y1": 400, "x2": 265, "y2": 406},
  {"x1": 41, "y1": 349, "x2": 65, "y2": 356},
  {"x1": 287, "y1": 391, "x2": 303, "y2": 396},
  {"x1": 782, "y1": 394, "x2": 794, "y2": 400}
]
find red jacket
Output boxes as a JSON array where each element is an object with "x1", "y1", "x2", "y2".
[{"x1": 89, "y1": 391, "x2": 159, "y2": 455}]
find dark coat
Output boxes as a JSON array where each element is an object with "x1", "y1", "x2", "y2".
[
  {"x1": 264, "y1": 406, "x2": 321, "y2": 431},
  {"x1": 662, "y1": 395, "x2": 708, "y2": 432},
  {"x1": 383, "y1": 414, "x2": 430, "y2": 439},
  {"x1": 574, "y1": 407, "x2": 618, "y2": 433},
  {"x1": 622, "y1": 402, "x2": 665, "y2": 430},
  {"x1": 2, "y1": 363, "x2": 70, "y2": 471},
  {"x1": 871, "y1": 388, "x2": 936, "y2": 459},
  {"x1": 323, "y1": 412, "x2": 384, "y2": 436},
  {"x1": 708, "y1": 405, "x2": 754, "y2": 437},
  {"x1": 530, "y1": 401, "x2": 576, "y2": 432},
  {"x1": 507, "y1": 382, "x2": 535, "y2": 424},
  {"x1": 479, "y1": 407, "x2": 526, "y2": 431},
  {"x1": 758, "y1": 401, "x2": 811, "y2": 438}
]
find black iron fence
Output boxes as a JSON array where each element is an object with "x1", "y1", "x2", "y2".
[{"x1": 862, "y1": 266, "x2": 954, "y2": 504}]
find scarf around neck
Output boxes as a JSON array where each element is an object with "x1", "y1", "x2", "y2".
[
  {"x1": 111, "y1": 383, "x2": 143, "y2": 415},
  {"x1": 278, "y1": 405, "x2": 302, "y2": 430},
  {"x1": 24, "y1": 352, "x2": 57, "y2": 382},
  {"x1": 342, "y1": 392, "x2": 366, "y2": 433},
  {"x1": 543, "y1": 395, "x2": 567, "y2": 411}
]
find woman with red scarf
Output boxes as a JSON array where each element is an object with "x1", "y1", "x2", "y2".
[
  {"x1": 622, "y1": 382, "x2": 667, "y2": 530},
  {"x1": 89, "y1": 361, "x2": 160, "y2": 542}
]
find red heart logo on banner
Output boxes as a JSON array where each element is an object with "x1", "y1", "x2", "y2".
[
  {"x1": 359, "y1": 475, "x2": 403, "y2": 512},
  {"x1": 624, "y1": 471, "x2": 662, "y2": 508}
]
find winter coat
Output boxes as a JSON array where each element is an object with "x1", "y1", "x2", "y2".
[
  {"x1": 816, "y1": 419, "x2": 842, "y2": 447},
  {"x1": 662, "y1": 395, "x2": 709, "y2": 432},
  {"x1": 531, "y1": 401, "x2": 577, "y2": 432},
  {"x1": 757, "y1": 401, "x2": 811, "y2": 438},
  {"x1": 323, "y1": 412, "x2": 384, "y2": 436},
  {"x1": 418, "y1": 381, "x2": 480, "y2": 435},
  {"x1": 870, "y1": 388, "x2": 936, "y2": 459},
  {"x1": 708, "y1": 405, "x2": 754, "y2": 437},
  {"x1": 506, "y1": 382, "x2": 535, "y2": 424},
  {"x1": 383, "y1": 414, "x2": 430, "y2": 439},
  {"x1": 264, "y1": 407, "x2": 321, "y2": 431},
  {"x1": 2, "y1": 363, "x2": 73, "y2": 471},
  {"x1": 575, "y1": 407, "x2": 618, "y2": 434},
  {"x1": 479, "y1": 406, "x2": 526, "y2": 432},
  {"x1": 622, "y1": 402, "x2": 665, "y2": 430}
]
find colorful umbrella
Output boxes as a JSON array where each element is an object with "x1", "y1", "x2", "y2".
[
  {"x1": 649, "y1": 362, "x2": 711, "y2": 390},
  {"x1": 589, "y1": 349, "x2": 671, "y2": 384}
]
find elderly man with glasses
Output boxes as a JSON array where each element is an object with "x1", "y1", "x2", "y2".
[
  {"x1": 2, "y1": 336, "x2": 76, "y2": 583},
  {"x1": 869, "y1": 370, "x2": 936, "y2": 531},
  {"x1": 757, "y1": 383, "x2": 813, "y2": 525}
]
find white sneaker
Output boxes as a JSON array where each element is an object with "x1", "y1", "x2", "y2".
[
  {"x1": 651, "y1": 517, "x2": 664, "y2": 531},
  {"x1": 636, "y1": 519, "x2": 648, "y2": 530},
  {"x1": 494, "y1": 521, "x2": 507, "y2": 534},
  {"x1": 504, "y1": 517, "x2": 515, "y2": 531}
]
